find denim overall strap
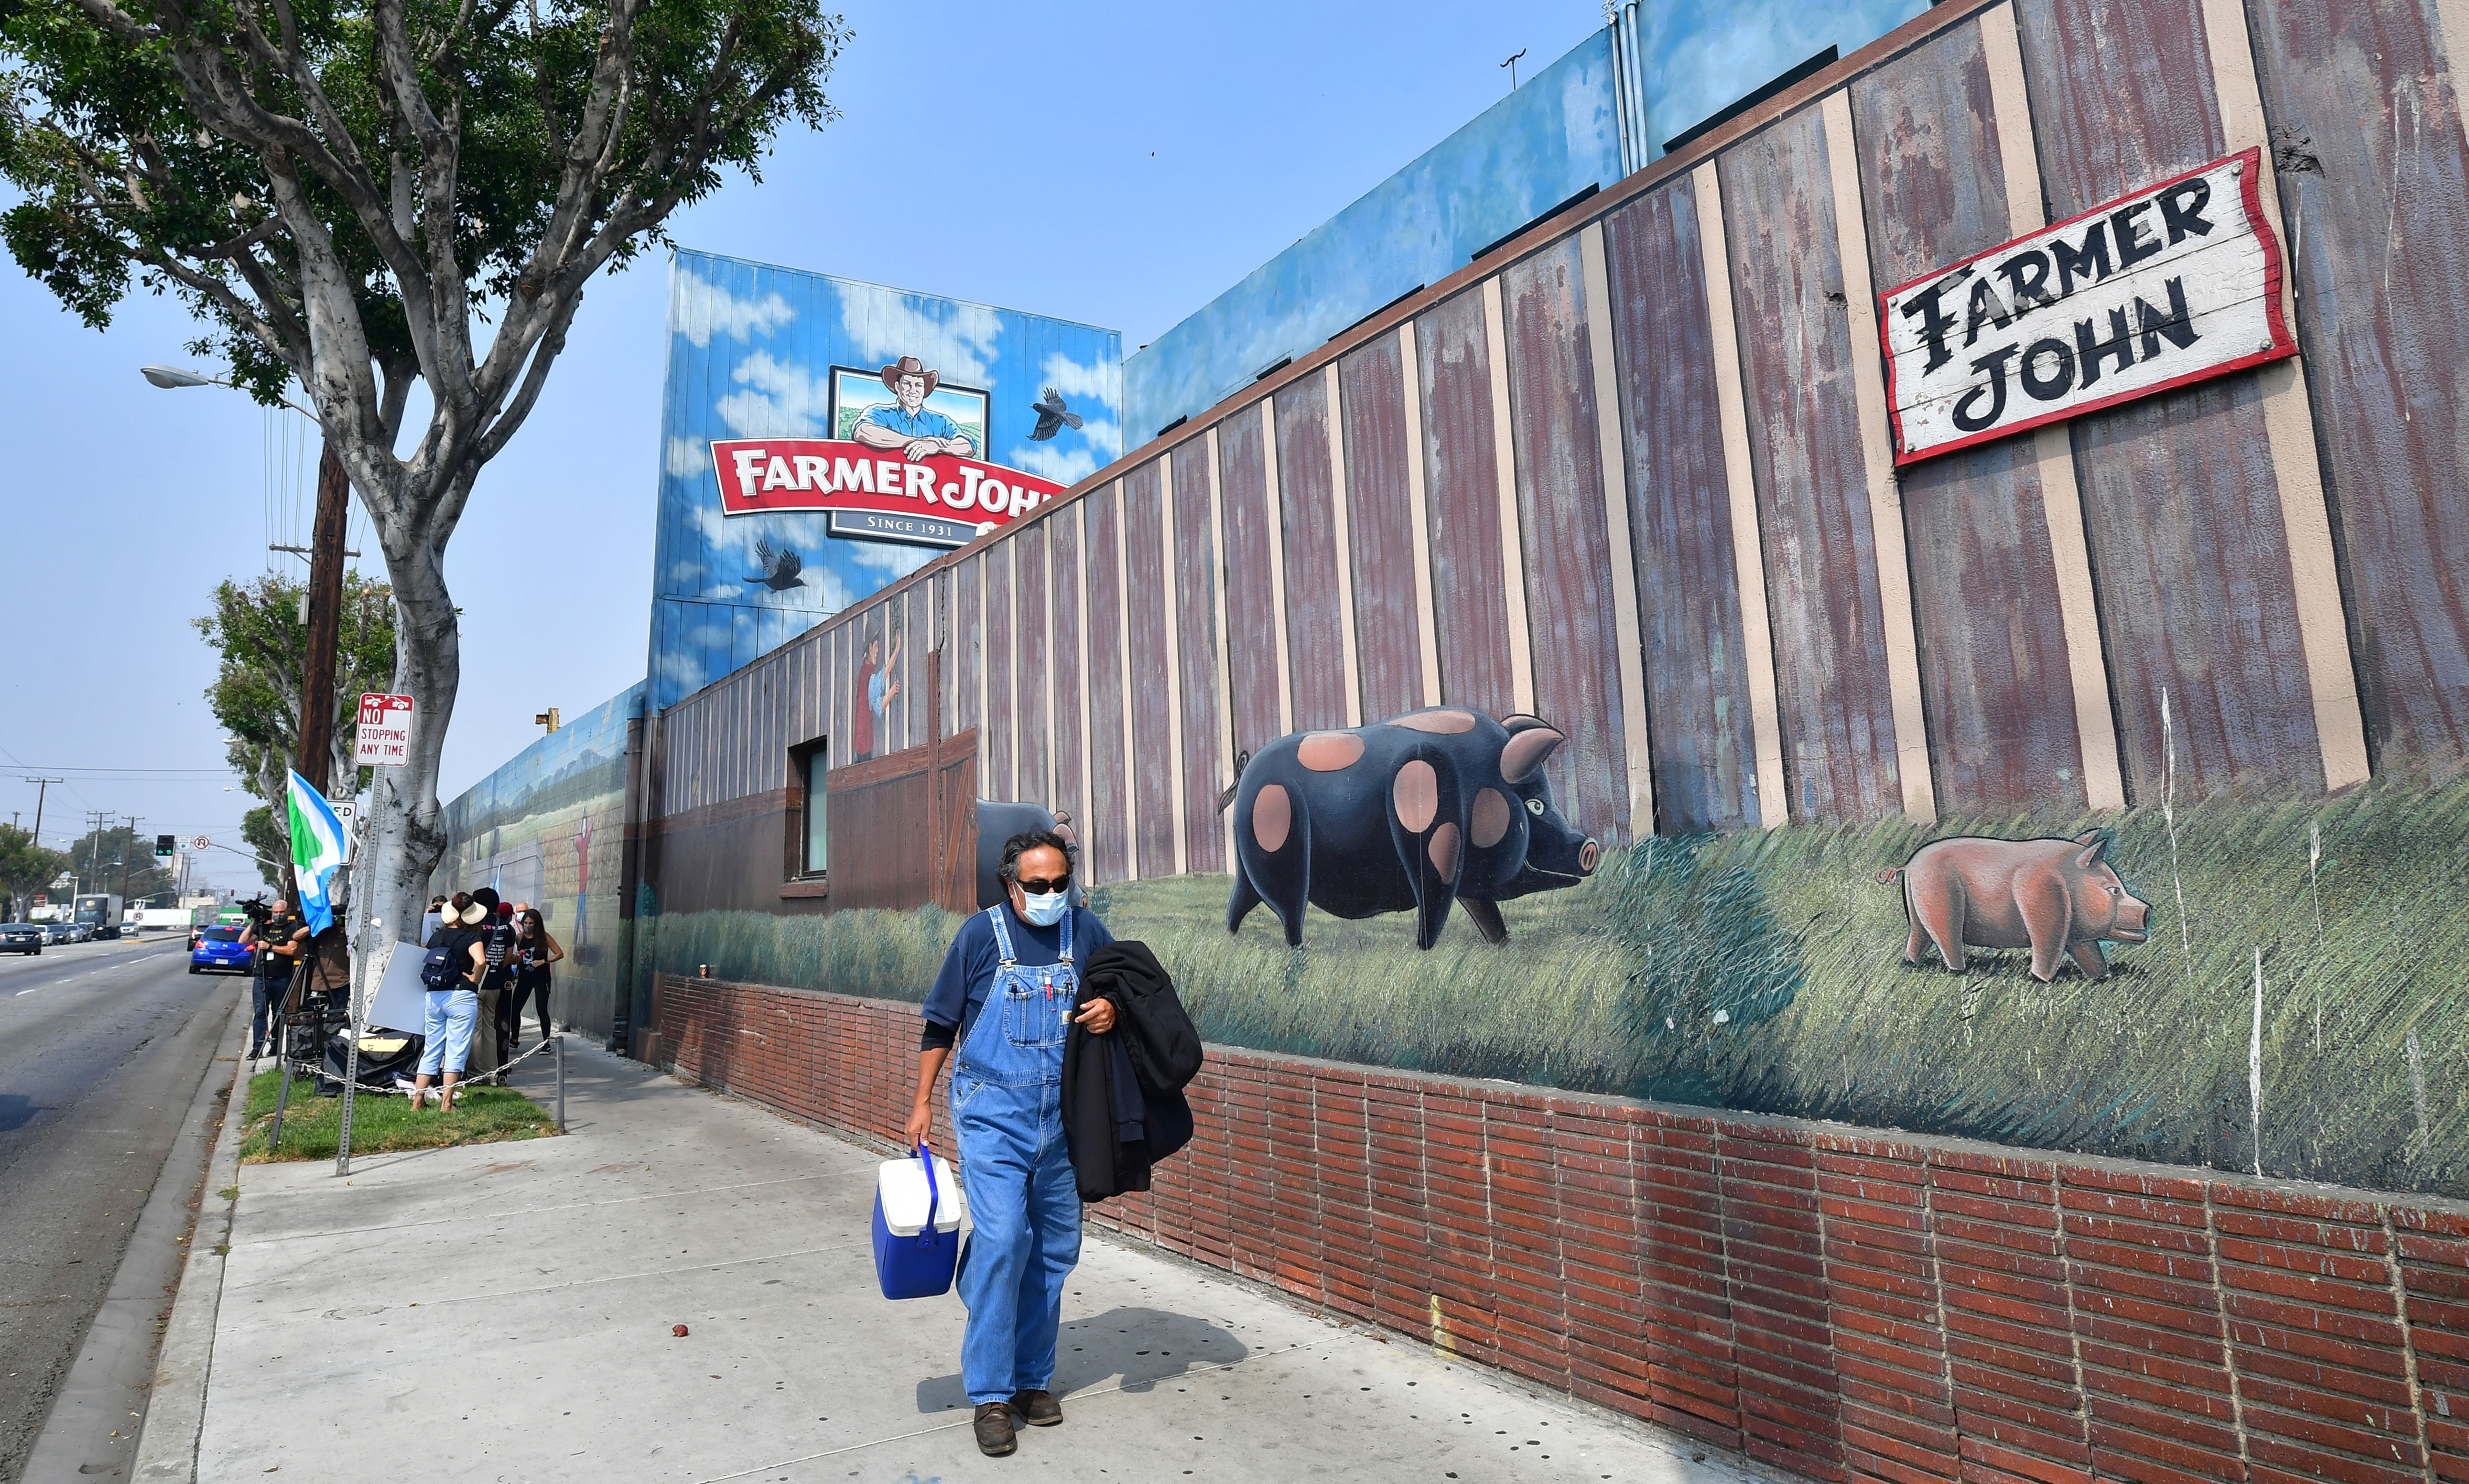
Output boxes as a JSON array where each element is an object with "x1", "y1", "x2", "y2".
[{"x1": 988, "y1": 904, "x2": 1016, "y2": 967}]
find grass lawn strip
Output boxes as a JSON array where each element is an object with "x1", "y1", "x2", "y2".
[{"x1": 239, "y1": 1069, "x2": 558, "y2": 1163}]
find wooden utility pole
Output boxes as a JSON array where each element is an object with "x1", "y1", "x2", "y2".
[
  {"x1": 288, "y1": 440, "x2": 350, "y2": 902},
  {"x1": 298, "y1": 440, "x2": 350, "y2": 793}
]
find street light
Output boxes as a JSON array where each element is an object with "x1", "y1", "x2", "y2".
[
  {"x1": 140, "y1": 364, "x2": 320, "y2": 424},
  {"x1": 144, "y1": 361, "x2": 347, "y2": 886}
]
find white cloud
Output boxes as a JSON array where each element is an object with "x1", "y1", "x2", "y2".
[
  {"x1": 655, "y1": 647, "x2": 708, "y2": 694},
  {"x1": 1037, "y1": 350, "x2": 1122, "y2": 415},
  {"x1": 665, "y1": 436, "x2": 713, "y2": 479},
  {"x1": 713, "y1": 351, "x2": 831, "y2": 437},
  {"x1": 839, "y1": 288, "x2": 1003, "y2": 388},
  {"x1": 1006, "y1": 440, "x2": 1106, "y2": 487},
  {"x1": 843, "y1": 541, "x2": 936, "y2": 579},
  {"x1": 671, "y1": 268, "x2": 794, "y2": 348}
]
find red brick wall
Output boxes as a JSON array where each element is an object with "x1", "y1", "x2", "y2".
[{"x1": 649, "y1": 974, "x2": 2469, "y2": 1484}]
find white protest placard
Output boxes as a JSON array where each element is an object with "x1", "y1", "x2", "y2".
[
  {"x1": 1879, "y1": 146, "x2": 2294, "y2": 465},
  {"x1": 367, "y1": 939, "x2": 431, "y2": 1035},
  {"x1": 355, "y1": 692, "x2": 415, "y2": 767}
]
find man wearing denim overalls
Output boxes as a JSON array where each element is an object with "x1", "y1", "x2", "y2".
[{"x1": 907, "y1": 829, "x2": 1115, "y2": 1457}]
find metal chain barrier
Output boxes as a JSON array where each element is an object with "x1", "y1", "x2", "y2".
[{"x1": 256, "y1": 1030, "x2": 566, "y2": 1158}]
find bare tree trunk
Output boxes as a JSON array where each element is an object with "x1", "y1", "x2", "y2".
[{"x1": 356, "y1": 482, "x2": 464, "y2": 971}]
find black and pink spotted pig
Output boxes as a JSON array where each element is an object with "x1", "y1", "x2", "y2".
[{"x1": 1224, "y1": 708, "x2": 1600, "y2": 950}]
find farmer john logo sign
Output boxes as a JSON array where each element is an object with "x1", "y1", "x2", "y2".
[
  {"x1": 710, "y1": 355, "x2": 1067, "y2": 549},
  {"x1": 1881, "y1": 147, "x2": 2294, "y2": 465}
]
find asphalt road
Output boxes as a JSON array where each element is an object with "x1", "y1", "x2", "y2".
[{"x1": 0, "y1": 933, "x2": 244, "y2": 1484}]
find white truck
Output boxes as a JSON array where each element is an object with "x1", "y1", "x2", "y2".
[{"x1": 74, "y1": 893, "x2": 125, "y2": 940}]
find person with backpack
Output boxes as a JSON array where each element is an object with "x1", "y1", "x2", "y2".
[
  {"x1": 512, "y1": 907, "x2": 563, "y2": 1049},
  {"x1": 411, "y1": 893, "x2": 489, "y2": 1112}
]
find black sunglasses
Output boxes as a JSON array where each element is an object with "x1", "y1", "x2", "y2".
[{"x1": 1015, "y1": 875, "x2": 1072, "y2": 895}]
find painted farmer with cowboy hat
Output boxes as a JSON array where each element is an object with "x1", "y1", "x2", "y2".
[{"x1": 853, "y1": 354, "x2": 975, "y2": 462}]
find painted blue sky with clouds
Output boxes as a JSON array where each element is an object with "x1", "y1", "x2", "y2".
[
  {"x1": 1641, "y1": 0, "x2": 1928, "y2": 156},
  {"x1": 647, "y1": 250, "x2": 1122, "y2": 707}
]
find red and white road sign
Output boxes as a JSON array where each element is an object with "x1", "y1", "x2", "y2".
[
  {"x1": 191, "y1": 835, "x2": 211, "y2": 851},
  {"x1": 355, "y1": 692, "x2": 415, "y2": 767}
]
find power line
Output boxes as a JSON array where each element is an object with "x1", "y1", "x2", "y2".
[{"x1": 6, "y1": 765, "x2": 232, "y2": 775}]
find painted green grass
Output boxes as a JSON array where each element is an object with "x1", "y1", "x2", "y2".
[
  {"x1": 239, "y1": 1070, "x2": 559, "y2": 1162},
  {"x1": 641, "y1": 775, "x2": 2469, "y2": 1197},
  {"x1": 639, "y1": 904, "x2": 962, "y2": 1003}
]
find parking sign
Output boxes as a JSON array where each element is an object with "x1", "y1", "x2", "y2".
[{"x1": 355, "y1": 692, "x2": 415, "y2": 767}]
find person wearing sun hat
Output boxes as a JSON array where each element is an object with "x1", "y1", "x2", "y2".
[
  {"x1": 412, "y1": 892, "x2": 490, "y2": 1112},
  {"x1": 852, "y1": 354, "x2": 974, "y2": 461}
]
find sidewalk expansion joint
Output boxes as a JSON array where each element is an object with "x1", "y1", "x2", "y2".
[
  {"x1": 234, "y1": 1243, "x2": 846, "y2": 1313},
  {"x1": 244, "y1": 1171, "x2": 831, "y2": 1244}
]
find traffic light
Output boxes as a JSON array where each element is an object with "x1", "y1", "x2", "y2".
[{"x1": 155, "y1": 833, "x2": 175, "y2": 857}]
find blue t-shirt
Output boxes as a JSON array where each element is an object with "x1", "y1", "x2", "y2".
[
  {"x1": 922, "y1": 904, "x2": 1113, "y2": 1047},
  {"x1": 861, "y1": 404, "x2": 961, "y2": 441}
]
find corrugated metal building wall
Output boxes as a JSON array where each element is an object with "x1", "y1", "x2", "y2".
[{"x1": 638, "y1": 0, "x2": 2467, "y2": 904}]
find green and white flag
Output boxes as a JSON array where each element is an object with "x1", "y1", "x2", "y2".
[{"x1": 286, "y1": 770, "x2": 350, "y2": 935}]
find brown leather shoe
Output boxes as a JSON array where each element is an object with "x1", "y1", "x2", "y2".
[
  {"x1": 974, "y1": 1401, "x2": 1017, "y2": 1455},
  {"x1": 1010, "y1": 1389, "x2": 1063, "y2": 1426}
]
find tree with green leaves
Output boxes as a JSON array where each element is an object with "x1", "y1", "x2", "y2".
[
  {"x1": 240, "y1": 804, "x2": 286, "y2": 890},
  {"x1": 0, "y1": 824, "x2": 70, "y2": 920},
  {"x1": 195, "y1": 570, "x2": 397, "y2": 865},
  {"x1": 2, "y1": 0, "x2": 844, "y2": 952},
  {"x1": 66, "y1": 822, "x2": 177, "y2": 904}
]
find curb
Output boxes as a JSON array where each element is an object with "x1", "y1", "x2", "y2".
[{"x1": 131, "y1": 993, "x2": 255, "y2": 1483}]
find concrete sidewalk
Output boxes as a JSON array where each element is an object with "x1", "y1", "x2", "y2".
[{"x1": 177, "y1": 1039, "x2": 1762, "y2": 1483}]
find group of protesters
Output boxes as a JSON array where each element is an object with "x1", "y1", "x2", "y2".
[{"x1": 410, "y1": 885, "x2": 562, "y2": 1112}]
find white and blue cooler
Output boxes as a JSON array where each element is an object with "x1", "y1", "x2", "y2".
[{"x1": 872, "y1": 1146, "x2": 967, "y2": 1300}]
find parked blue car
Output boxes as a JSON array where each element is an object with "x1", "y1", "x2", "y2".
[{"x1": 190, "y1": 925, "x2": 252, "y2": 975}]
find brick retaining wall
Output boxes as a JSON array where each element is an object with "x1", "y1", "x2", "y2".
[{"x1": 648, "y1": 973, "x2": 2469, "y2": 1484}]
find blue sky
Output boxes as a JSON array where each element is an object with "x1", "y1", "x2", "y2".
[{"x1": 0, "y1": 1, "x2": 1604, "y2": 891}]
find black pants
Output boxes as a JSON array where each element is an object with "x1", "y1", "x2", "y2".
[
  {"x1": 510, "y1": 971, "x2": 552, "y2": 1043},
  {"x1": 251, "y1": 968, "x2": 292, "y2": 1053},
  {"x1": 489, "y1": 971, "x2": 518, "y2": 1056}
]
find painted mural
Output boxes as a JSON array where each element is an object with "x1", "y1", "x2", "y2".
[
  {"x1": 1630, "y1": 0, "x2": 1929, "y2": 156},
  {"x1": 438, "y1": 0, "x2": 2469, "y2": 1211},
  {"x1": 850, "y1": 605, "x2": 903, "y2": 764},
  {"x1": 1121, "y1": 31, "x2": 1623, "y2": 442},
  {"x1": 649, "y1": 250, "x2": 1122, "y2": 708},
  {"x1": 429, "y1": 683, "x2": 641, "y2": 1044},
  {"x1": 1224, "y1": 710, "x2": 1598, "y2": 948},
  {"x1": 1123, "y1": 2, "x2": 1938, "y2": 443}
]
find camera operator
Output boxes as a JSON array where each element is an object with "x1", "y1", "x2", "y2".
[{"x1": 240, "y1": 896, "x2": 309, "y2": 1060}]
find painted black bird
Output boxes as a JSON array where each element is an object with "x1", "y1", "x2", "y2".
[
  {"x1": 1028, "y1": 386, "x2": 1084, "y2": 442},
  {"x1": 742, "y1": 536, "x2": 805, "y2": 591}
]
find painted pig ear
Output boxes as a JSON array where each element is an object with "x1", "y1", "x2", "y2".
[
  {"x1": 1500, "y1": 727, "x2": 1565, "y2": 783},
  {"x1": 2073, "y1": 835, "x2": 2108, "y2": 869}
]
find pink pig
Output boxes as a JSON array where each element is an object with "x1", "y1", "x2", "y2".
[{"x1": 1879, "y1": 831, "x2": 2153, "y2": 982}]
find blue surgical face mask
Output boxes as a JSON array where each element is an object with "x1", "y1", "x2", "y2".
[{"x1": 1017, "y1": 888, "x2": 1069, "y2": 927}]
